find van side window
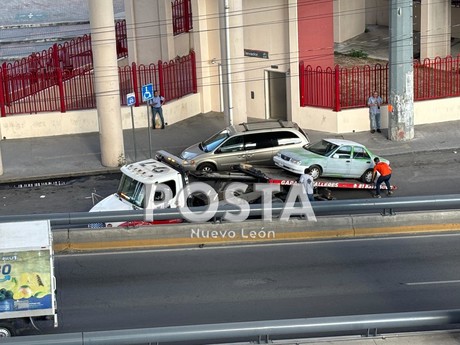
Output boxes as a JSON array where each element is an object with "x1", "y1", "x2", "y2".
[
  {"x1": 272, "y1": 131, "x2": 302, "y2": 147},
  {"x1": 217, "y1": 136, "x2": 244, "y2": 153},
  {"x1": 244, "y1": 133, "x2": 273, "y2": 150}
]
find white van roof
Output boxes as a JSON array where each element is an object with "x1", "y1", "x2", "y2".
[{"x1": 0, "y1": 220, "x2": 51, "y2": 250}]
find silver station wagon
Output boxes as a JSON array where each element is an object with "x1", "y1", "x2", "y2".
[{"x1": 180, "y1": 120, "x2": 310, "y2": 172}]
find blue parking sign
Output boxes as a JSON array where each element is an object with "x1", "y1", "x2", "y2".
[
  {"x1": 126, "y1": 93, "x2": 136, "y2": 107},
  {"x1": 142, "y1": 83, "x2": 154, "y2": 102}
]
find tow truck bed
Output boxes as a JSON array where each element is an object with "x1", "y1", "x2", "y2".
[{"x1": 233, "y1": 164, "x2": 396, "y2": 190}]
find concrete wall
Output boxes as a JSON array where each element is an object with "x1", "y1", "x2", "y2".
[
  {"x1": 299, "y1": 0, "x2": 334, "y2": 67},
  {"x1": 295, "y1": 95, "x2": 460, "y2": 134},
  {"x1": 242, "y1": 0, "x2": 290, "y2": 121},
  {"x1": 0, "y1": 93, "x2": 201, "y2": 139},
  {"x1": 53, "y1": 210, "x2": 460, "y2": 253},
  {"x1": 365, "y1": 0, "x2": 389, "y2": 26},
  {"x1": 2, "y1": 93, "x2": 460, "y2": 138},
  {"x1": 334, "y1": 0, "x2": 366, "y2": 43}
]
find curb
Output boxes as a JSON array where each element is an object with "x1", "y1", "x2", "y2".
[
  {"x1": 0, "y1": 169, "x2": 120, "y2": 185},
  {"x1": 52, "y1": 210, "x2": 460, "y2": 253}
]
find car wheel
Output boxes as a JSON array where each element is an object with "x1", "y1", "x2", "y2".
[
  {"x1": 197, "y1": 163, "x2": 217, "y2": 173},
  {"x1": 361, "y1": 169, "x2": 373, "y2": 183},
  {"x1": 0, "y1": 324, "x2": 13, "y2": 337},
  {"x1": 309, "y1": 165, "x2": 322, "y2": 180}
]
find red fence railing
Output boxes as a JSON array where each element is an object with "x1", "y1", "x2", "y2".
[
  {"x1": 0, "y1": 20, "x2": 128, "y2": 113},
  {"x1": 300, "y1": 55, "x2": 460, "y2": 111},
  {"x1": 0, "y1": 50, "x2": 197, "y2": 116}
]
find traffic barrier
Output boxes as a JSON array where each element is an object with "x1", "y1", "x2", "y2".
[{"x1": 52, "y1": 210, "x2": 460, "y2": 253}]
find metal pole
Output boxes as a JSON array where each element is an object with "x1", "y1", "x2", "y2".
[
  {"x1": 388, "y1": 0, "x2": 414, "y2": 141},
  {"x1": 223, "y1": 0, "x2": 233, "y2": 126},
  {"x1": 147, "y1": 104, "x2": 152, "y2": 158},
  {"x1": 130, "y1": 105, "x2": 137, "y2": 161}
]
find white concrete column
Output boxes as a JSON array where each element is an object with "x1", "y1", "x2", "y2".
[
  {"x1": 227, "y1": 0, "x2": 246, "y2": 125},
  {"x1": 88, "y1": 0, "x2": 125, "y2": 167},
  {"x1": 420, "y1": 0, "x2": 451, "y2": 59}
]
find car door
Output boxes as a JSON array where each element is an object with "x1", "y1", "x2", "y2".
[
  {"x1": 324, "y1": 145, "x2": 352, "y2": 177},
  {"x1": 213, "y1": 135, "x2": 245, "y2": 169},
  {"x1": 349, "y1": 145, "x2": 373, "y2": 177},
  {"x1": 243, "y1": 133, "x2": 275, "y2": 166}
]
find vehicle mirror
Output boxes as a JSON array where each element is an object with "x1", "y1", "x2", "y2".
[{"x1": 332, "y1": 154, "x2": 339, "y2": 159}]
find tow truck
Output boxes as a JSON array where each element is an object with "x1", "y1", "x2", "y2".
[{"x1": 89, "y1": 150, "x2": 395, "y2": 227}]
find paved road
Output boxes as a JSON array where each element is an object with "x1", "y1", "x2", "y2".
[
  {"x1": 0, "y1": 149, "x2": 457, "y2": 216},
  {"x1": 26, "y1": 233, "x2": 460, "y2": 338}
]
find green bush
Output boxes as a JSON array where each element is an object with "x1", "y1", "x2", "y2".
[{"x1": 349, "y1": 49, "x2": 369, "y2": 58}]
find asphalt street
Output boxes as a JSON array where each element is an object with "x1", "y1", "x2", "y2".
[{"x1": 30, "y1": 234, "x2": 460, "y2": 337}]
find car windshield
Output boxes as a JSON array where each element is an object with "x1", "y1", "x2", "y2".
[
  {"x1": 201, "y1": 129, "x2": 230, "y2": 153},
  {"x1": 117, "y1": 174, "x2": 145, "y2": 208},
  {"x1": 307, "y1": 140, "x2": 339, "y2": 157}
]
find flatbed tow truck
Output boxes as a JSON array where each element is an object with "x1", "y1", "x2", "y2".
[{"x1": 89, "y1": 150, "x2": 395, "y2": 227}]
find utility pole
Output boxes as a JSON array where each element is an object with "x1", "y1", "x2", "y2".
[
  {"x1": 388, "y1": 0, "x2": 414, "y2": 141},
  {"x1": 221, "y1": 0, "x2": 233, "y2": 126}
]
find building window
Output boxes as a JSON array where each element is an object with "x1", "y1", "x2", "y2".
[{"x1": 172, "y1": 0, "x2": 192, "y2": 36}]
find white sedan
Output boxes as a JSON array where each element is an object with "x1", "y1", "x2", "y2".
[{"x1": 273, "y1": 138, "x2": 389, "y2": 183}]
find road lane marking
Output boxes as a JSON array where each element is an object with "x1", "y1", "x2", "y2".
[{"x1": 404, "y1": 280, "x2": 460, "y2": 286}]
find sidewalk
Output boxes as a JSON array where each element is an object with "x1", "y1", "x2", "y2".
[{"x1": 0, "y1": 111, "x2": 459, "y2": 184}]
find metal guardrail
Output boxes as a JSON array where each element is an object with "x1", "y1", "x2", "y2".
[
  {"x1": 3, "y1": 309, "x2": 460, "y2": 344},
  {"x1": 0, "y1": 194, "x2": 460, "y2": 227}
]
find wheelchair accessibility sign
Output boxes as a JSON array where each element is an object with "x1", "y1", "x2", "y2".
[
  {"x1": 142, "y1": 83, "x2": 154, "y2": 102},
  {"x1": 126, "y1": 93, "x2": 136, "y2": 106}
]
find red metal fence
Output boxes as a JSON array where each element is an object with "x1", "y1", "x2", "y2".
[
  {"x1": 0, "y1": 17, "x2": 197, "y2": 117},
  {"x1": 300, "y1": 55, "x2": 460, "y2": 111},
  {"x1": 0, "y1": 50, "x2": 197, "y2": 116},
  {"x1": 119, "y1": 51, "x2": 198, "y2": 107}
]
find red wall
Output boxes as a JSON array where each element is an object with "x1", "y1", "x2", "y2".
[{"x1": 297, "y1": 0, "x2": 334, "y2": 69}]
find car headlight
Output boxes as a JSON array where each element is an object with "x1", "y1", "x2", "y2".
[
  {"x1": 182, "y1": 159, "x2": 195, "y2": 166},
  {"x1": 290, "y1": 158, "x2": 302, "y2": 165},
  {"x1": 276, "y1": 152, "x2": 282, "y2": 157}
]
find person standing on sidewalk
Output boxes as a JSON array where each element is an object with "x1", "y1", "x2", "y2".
[
  {"x1": 149, "y1": 90, "x2": 166, "y2": 129},
  {"x1": 372, "y1": 157, "x2": 392, "y2": 198},
  {"x1": 299, "y1": 168, "x2": 315, "y2": 202},
  {"x1": 367, "y1": 91, "x2": 382, "y2": 133}
]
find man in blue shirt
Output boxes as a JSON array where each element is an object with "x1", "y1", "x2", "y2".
[
  {"x1": 367, "y1": 91, "x2": 382, "y2": 133},
  {"x1": 149, "y1": 90, "x2": 166, "y2": 129}
]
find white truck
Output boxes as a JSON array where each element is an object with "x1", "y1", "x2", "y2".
[
  {"x1": 89, "y1": 150, "x2": 398, "y2": 227},
  {"x1": 89, "y1": 150, "x2": 353, "y2": 227},
  {"x1": 0, "y1": 220, "x2": 58, "y2": 337}
]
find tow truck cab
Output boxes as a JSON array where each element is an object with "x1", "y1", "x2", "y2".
[{"x1": 89, "y1": 157, "x2": 187, "y2": 227}]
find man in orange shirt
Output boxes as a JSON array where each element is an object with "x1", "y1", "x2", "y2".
[{"x1": 372, "y1": 157, "x2": 393, "y2": 198}]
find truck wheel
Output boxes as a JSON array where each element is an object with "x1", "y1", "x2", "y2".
[
  {"x1": 198, "y1": 163, "x2": 216, "y2": 173},
  {"x1": 0, "y1": 324, "x2": 13, "y2": 337},
  {"x1": 361, "y1": 169, "x2": 373, "y2": 183},
  {"x1": 309, "y1": 165, "x2": 322, "y2": 180}
]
